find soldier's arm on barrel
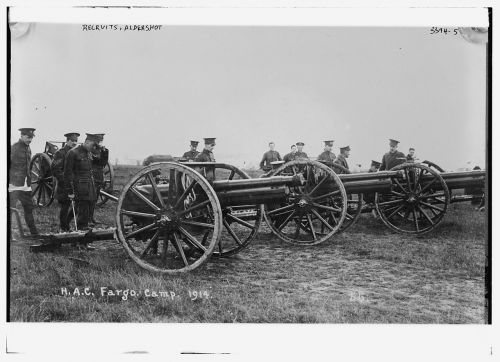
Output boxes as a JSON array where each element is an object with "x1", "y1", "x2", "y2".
[{"x1": 277, "y1": 152, "x2": 282, "y2": 161}]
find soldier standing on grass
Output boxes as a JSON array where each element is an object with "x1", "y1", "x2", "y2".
[
  {"x1": 259, "y1": 141, "x2": 282, "y2": 172},
  {"x1": 64, "y1": 133, "x2": 101, "y2": 235},
  {"x1": 182, "y1": 140, "x2": 200, "y2": 161},
  {"x1": 379, "y1": 139, "x2": 406, "y2": 171},
  {"x1": 89, "y1": 133, "x2": 109, "y2": 226},
  {"x1": 9, "y1": 128, "x2": 39, "y2": 237},
  {"x1": 51, "y1": 132, "x2": 80, "y2": 232}
]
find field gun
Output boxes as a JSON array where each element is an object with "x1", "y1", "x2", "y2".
[{"x1": 26, "y1": 159, "x2": 485, "y2": 274}]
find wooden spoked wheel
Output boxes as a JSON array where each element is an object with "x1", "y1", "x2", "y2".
[
  {"x1": 30, "y1": 153, "x2": 55, "y2": 207},
  {"x1": 263, "y1": 160, "x2": 347, "y2": 245},
  {"x1": 328, "y1": 162, "x2": 363, "y2": 233},
  {"x1": 181, "y1": 163, "x2": 263, "y2": 257},
  {"x1": 115, "y1": 162, "x2": 222, "y2": 274},
  {"x1": 375, "y1": 163, "x2": 450, "y2": 234},
  {"x1": 96, "y1": 161, "x2": 115, "y2": 207},
  {"x1": 338, "y1": 193, "x2": 363, "y2": 232}
]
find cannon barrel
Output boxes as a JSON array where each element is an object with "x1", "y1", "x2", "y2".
[
  {"x1": 218, "y1": 186, "x2": 288, "y2": 207},
  {"x1": 212, "y1": 175, "x2": 304, "y2": 192},
  {"x1": 420, "y1": 170, "x2": 485, "y2": 190}
]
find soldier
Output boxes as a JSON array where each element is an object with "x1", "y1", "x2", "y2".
[
  {"x1": 283, "y1": 144, "x2": 298, "y2": 163},
  {"x1": 317, "y1": 140, "x2": 336, "y2": 165},
  {"x1": 368, "y1": 160, "x2": 381, "y2": 173},
  {"x1": 406, "y1": 147, "x2": 416, "y2": 162},
  {"x1": 295, "y1": 142, "x2": 308, "y2": 160},
  {"x1": 379, "y1": 139, "x2": 406, "y2": 171},
  {"x1": 194, "y1": 137, "x2": 216, "y2": 181},
  {"x1": 64, "y1": 133, "x2": 101, "y2": 232},
  {"x1": 89, "y1": 133, "x2": 109, "y2": 225},
  {"x1": 333, "y1": 146, "x2": 351, "y2": 174},
  {"x1": 182, "y1": 140, "x2": 200, "y2": 161},
  {"x1": 364, "y1": 160, "x2": 382, "y2": 209},
  {"x1": 51, "y1": 132, "x2": 80, "y2": 232},
  {"x1": 259, "y1": 142, "x2": 282, "y2": 171},
  {"x1": 9, "y1": 128, "x2": 38, "y2": 237},
  {"x1": 195, "y1": 138, "x2": 216, "y2": 162}
]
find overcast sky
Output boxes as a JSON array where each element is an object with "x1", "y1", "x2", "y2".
[{"x1": 10, "y1": 23, "x2": 487, "y2": 170}]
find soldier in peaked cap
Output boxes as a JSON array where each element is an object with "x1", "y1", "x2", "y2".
[
  {"x1": 64, "y1": 133, "x2": 102, "y2": 234},
  {"x1": 259, "y1": 141, "x2": 282, "y2": 172},
  {"x1": 9, "y1": 128, "x2": 38, "y2": 237},
  {"x1": 194, "y1": 138, "x2": 216, "y2": 182},
  {"x1": 379, "y1": 139, "x2": 406, "y2": 171},
  {"x1": 182, "y1": 140, "x2": 200, "y2": 161},
  {"x1": 295, "y1": 142, "x2": 308, "y2": 160},
  {"x1": 51, "y1": 132, "x2": 80, "y2": 232},
  {"x1": 317, "y1": 140, "x2": 336, "y2": 165},
  {"x1": 333, "y1": 145, "x2": 351, "y2": 174},
  {"x1": 195, "y1": 138, "x2": 216, "y2": 162},
  {"x1": 89, "y1": 133, "x2": 109, "y2": 225},
  {"x1": 283, "y1": 144, "x2": 298, "y2": 163},
  {"x1": 368, "y1": 160, "x2": 381, "y2": 173}
]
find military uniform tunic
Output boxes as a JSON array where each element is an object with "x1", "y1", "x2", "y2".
[
  {"x1": 52, "y1": 144, "x2": 74, "y2": 202},
  {"x1": 64, "y1": 145, "x2": 98, "y2": 229},
  {"x1": 51, "y1": 144, "x2": 75, "y2": 231},
  {"x1": 333, "y1": 154, "x2": 350, "y2": 174},
  {"x1": 194, "y1": 149, "x2": 215, "y2": 162},
  {"x1": 283, "y1": 152, "x2": 297, "y2": 163},
  {"x1": 182, "y1": 150, "x2": 200, "y2": 161},
  {"x1": 294, "y1": 151, "x2": 308, "y2": 160},
  {"x1": 9, "y1": 139, "x2": 37, "y2": 234},
  {"x1": 259, "y1": 150, "x2": 282, "y2": 171},
  {"x1": 317, "y1": 150, "x2": 336, "y2": 164},
  {"x1": 194, "y1": 148, "x2": 215, "y2": 181},
  {"x1": 379, "y1": 151, "x2": 406, "y2": 171}
]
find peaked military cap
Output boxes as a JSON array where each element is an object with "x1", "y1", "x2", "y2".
[
  {"x1": 94, "y1": 133, "x2": 105, "y2": 142},
  {"x1": 190, "y1": 140, "x2": 199, "y2": 146},
  {"x1": 340, "y1": 145, "x2": 351, "y2": 152},
  {"x1": 296, "y1": 142, "x2": 305, "y2": 146},
  {"x1": 19, "y1": 128, "x2": 35, "y2": 137},
  {"x1": 409, "y1": 147, "x2": 415, "y2": 151},
  {"x1": 85, "y1": 133, "x2": 101, "y2": 142},
  {"x1": 204, "y1": 137, "x2": 216, "y2": 145},
  {"x1": 324, "y1": 140, "x2": 334, "y2": 146},
  {"x1": 371, "y1": 160, "x2": 381, "y2": 168},
  {"x1": 389, "y1": 139, "x2": 400, "y2": 146},
  {"x1": 290, "y1": 144, "x2": 296, "y2": 149},
  {"x1": 64, "y1": 132, "x2": 80, "y2": 141}
]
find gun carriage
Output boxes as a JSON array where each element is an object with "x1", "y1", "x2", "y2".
[
  {"x1": 27, "y1": 159, "x2": 485, "y2": 275},
  {"x1": 29, "y1": 141, "x2": 115, "y2": 207}
]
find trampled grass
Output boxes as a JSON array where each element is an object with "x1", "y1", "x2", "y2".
[{"x1": 8, "y1": 166, "x2": 488, "y2": 323}]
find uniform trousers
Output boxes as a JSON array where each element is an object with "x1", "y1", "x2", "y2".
[{"x1": 9, "y1": 190, "x2": 38, "y2": 234}]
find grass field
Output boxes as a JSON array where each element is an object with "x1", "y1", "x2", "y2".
[{"x1": 8, "y1": 165, "x2": 488, "y2": 323}]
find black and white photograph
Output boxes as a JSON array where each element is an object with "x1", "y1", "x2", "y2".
[{"x1": 2, "y1": 4, "x2": 495, "y2": 359}]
